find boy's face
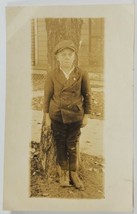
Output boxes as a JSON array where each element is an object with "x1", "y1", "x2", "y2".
[{"x1": 56, "y1": 48, "x2": 75, "y2": 68}]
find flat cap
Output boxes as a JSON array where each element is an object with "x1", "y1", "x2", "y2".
[{"x1": 54, "y1": 40, "x2": 76, "y2": 54}]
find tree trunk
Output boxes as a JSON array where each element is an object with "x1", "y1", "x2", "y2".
[
  {"x1": 40, "y1": 18, "x2": 83, "y2": 179},
  {"x1": 45, "y1": 18, "x2": 83, "y2": 70}
]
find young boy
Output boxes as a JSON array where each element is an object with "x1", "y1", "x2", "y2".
[{"x1": 43, "y1": 40, "x2": 91, "y2": 190}]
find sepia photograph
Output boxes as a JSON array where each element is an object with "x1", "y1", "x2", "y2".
[
  {"x1": 30, "y1": 18, "x2": 104, "y2": 198},
  {"x1": 3, "y1": 4, "x2": 134, "y2": 211}
]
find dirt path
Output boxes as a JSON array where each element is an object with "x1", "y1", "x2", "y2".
[{"x1": 30, "y1": 153, "x2": 104, "y2": 199}]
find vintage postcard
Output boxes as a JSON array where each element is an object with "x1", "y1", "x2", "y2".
[{"x1": 3, "y1": 4, "x2": 134, "y2": 212}]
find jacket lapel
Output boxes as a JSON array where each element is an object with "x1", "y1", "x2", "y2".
[
  {"x1": 55, "y1": 68, "x2": 67, "y2": 87},
  {"x1": 62, "y1": 67, "x2": 81, "y2": 91},
  {"x1": 54, "y1": 67, "x2": 81, "y2": 91}
]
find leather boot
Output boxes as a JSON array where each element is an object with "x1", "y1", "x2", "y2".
[
  {"x1": 59, "y1": 170, "x2": 70, "y2": 187},
  {"x1": 70, "y1": 171, "x2": 85, "y2": 190}
]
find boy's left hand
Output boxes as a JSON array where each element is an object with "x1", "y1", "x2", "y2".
[{"x1": 81, "y1": 114, "x2": 89, "y2": 128}]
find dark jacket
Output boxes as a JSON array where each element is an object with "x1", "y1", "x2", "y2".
[{"x1": 43, "y1": 67, "x2": 91, "y2": 124}]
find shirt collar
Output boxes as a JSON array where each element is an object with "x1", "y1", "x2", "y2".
[{"x1": 60, "y1": 66, "x2": 75, "y2": 80}]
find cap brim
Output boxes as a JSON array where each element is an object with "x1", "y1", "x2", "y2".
[{"x1": 55, "y1": 47, "x2": 75, "y2": 54}]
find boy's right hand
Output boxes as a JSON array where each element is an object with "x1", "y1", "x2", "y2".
[{"x1": 44, "y1": 113, "x2": 51, "y2": 129}]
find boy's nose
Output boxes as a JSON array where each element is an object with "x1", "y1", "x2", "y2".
[{"x1": 65, "y1": 55, "x2": 71, "y2": 59}]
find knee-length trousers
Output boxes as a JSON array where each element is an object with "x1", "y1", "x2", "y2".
[{"x1": 51, "y1": 120, "x2": 82, "y2": 171}]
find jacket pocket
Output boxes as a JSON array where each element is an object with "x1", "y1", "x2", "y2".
[
  {"x1": 76, "y1": 103, "x2": 83, "y2": 111},
  {"x1": 67, "y1": 102, "x2": 83, "y2": 112}
]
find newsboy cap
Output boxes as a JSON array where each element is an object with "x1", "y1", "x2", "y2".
[{"x1": 54, "y1": 40, "x2": 76, "y2": 55}]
